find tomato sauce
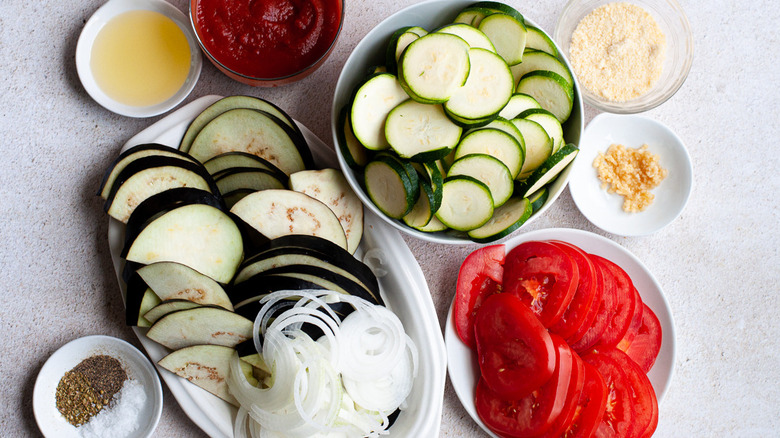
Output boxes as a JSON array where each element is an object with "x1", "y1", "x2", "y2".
[{"x1": 195, "y1": 0, "x2": 342, "y2": 78}]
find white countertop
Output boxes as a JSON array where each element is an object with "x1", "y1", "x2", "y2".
[{"x1": 1, "y1": 0, "x2": 778, "y2": 436}]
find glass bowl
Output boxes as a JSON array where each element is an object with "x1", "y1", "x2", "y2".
[
  {"x1": 331, "y1": 0, "x2": 584, "y2": 245},
  {"x1": 554, "y1": 0, "x2": 693, "y2": 113},
  {"x1": 189, "y1": 0, "x2": 344, "y2": 87}
]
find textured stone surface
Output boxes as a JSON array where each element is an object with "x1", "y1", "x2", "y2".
[{"x1": 1, "y1": 0, "x2": 778, "y2": 436}]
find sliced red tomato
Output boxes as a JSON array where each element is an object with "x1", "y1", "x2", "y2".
[
  {"x1": 594, "y1": 256, "x2": 639, "y2": 348},
  {"x1": 453, "y1": 244, "x2": 505, "y2": 348},
  {"x1": 476, "y1": 333, "x2": 574, "y2": 437},
  {"x1": 560, "y1": 361, "x2": 608, "y2": 438},
  {"x1": 616, "y1": 287, "x2": 644, "y2": 351},
  {"x1": 474, "y1": 293, "x2": 555, "y2": 399},
  {"x1": 598, "y1": 348, "x2": 659, "y2": 438},
  {"x1": 581, "y1": 348, "x2": 639, "y2": 438},
  {"x1": 569, "y1": 256, "x2": 615, "y2": 353},
  {"x1": 503, "y1": 241, "x2": 579, "y2": 327},
  {"x1": 566, "y1": 256, "x2": 604, "y2": 345},
  {"x1": 548, "y1": 241, "x2": 599, "y2": 340},
  {"x1": 531, "y1": 349, "x2": 585, "y2": 438},
  {"x1": 624, "y1": 303, "x2": 663, "y2": 373}
]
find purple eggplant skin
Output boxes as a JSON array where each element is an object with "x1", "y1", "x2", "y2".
[
  {"x1": 97, "y1": 143, "x2": 199, "y2": 196},
  {"x1": 121, "y1": 188, "x2": 227, "y2": 259},
  {"x1": 103, "y1": 155, "x2": 220, "y2": 213}
]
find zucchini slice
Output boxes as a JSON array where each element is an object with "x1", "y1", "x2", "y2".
[
  {"x1": 350, "y1": 73, "x2": 409, "y2": 150},
  {"x1": 385, "y1": 27, "x2": 423, "y2": 73},
  {"x1": 412, "y1": 160, "x2": 444, "y2": 213},
  {"x1": 336, "y1": 106, "x2": 370, "y2": 168},
  {"x1": 104, "y1": 156, "x2": 217, "y2": 223},
  {"x1": 288, "y1": 168, "x2": 364, "y2": 254},
  {"x1": 447, "y1": 154, "x2": 514, "y2": 207},
  {"x1": 445, "y1": 48, "x2": 514, "y2": 121},
  {"x1": 158, "y1": 345, "x2": 255, "y2": 406},
  {"x1": 453, "y1": 7, "x2": 492, "y2": 27},
  {"x1": 135, "y1": 261, "x2": 233, "y2": 310},
  {"x1": 202, "y1": 152, "x2": 286, "y2": 181},
  {"x1": 454, "y1": 128, "x2": 524, "y2": 179},
  {"x1": 510, "y1": 50, "x2": 573, "y2": 88},
  {"x1": 516, "y1": 71, "x2": 574, "y2": 123},
  {"x1": 398, "y1": 32, "x2": 471, "y2": 103},
  {"x1": 403, "y1": 179, "x2": 436, "y2": 229},
  {"x1": 520, "y1": 108, "x2": 565, "y2": 154},
  {"x1": 413, "y1": 213, "x2": 449, "y2": 233},
  {"x1": 467, "y1": 1, "x2": 526, "y2": 22},
  {"x1": 515, "y1": 143, "x2": 579, "y2": 198},
  {"x1": 498, "y1": 93, "x2": 542, "y2": 119},
  {"x1": 525, "y1": 25, "x2": 559, "y2": 57},
  {"x1": 435, "y1": 175, "x2": 494, "y2": 231},
  {"x1": 231, "y1": 189, "x2": 348, "y2": 251},
  {"x1": 436, "y1": 23, "x2": 496, "y2": 52},
  {"x1": 511, "y1": 117, "x2": 553, "y2": 178},
  {"x1": 98, "y1": 143, "x2": 197, "y2": 199},
  {"x1": 364, "y1": 155, "x2": 418, "y2": 219},
  {"x1": 180, "y1": 95, "x2": 301, "y2": 153},
  {"x1": 467, "y1": 196, "x2": 532, "y2": 243},
  {"x1": 527, "y1": 187, "x2": 550, "y2": 213},
  {"x1": 189, "y1": 108, "x2": 313, "y2": 175},
  {"x1": 124, "y1": 203, "x2": 244, "y2": 284},
  {"x1": 385, "y1": 99, "x2": 462, "y2": 162},
  {"x1": 478, "y1": 12, "x2": 527, "y2": 66},
  {"x1": 147, "y1": 307, "x2": 253, "y2": 349}
]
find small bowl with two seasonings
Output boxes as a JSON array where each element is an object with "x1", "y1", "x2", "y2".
[
  {"x1": 554, "y1": 0, "x2": 693, "y2": 113},
  {"x1": 32, "y1": 335, "x2": 163, "y2": 438}
]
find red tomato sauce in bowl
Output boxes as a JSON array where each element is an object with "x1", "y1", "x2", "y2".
[{"x1": 191, "y1": 0, "x2": 343, "y2": 83}]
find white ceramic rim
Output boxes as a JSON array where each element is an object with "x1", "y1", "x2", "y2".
[
  {"x1": 569, "y1": 113, "x2": 693, "y2": 236},
  {"x1": 32, "y1": 335, "x2": 163, "y2": 438},
  {"x1": 75, "y1": 0, "x2": 202, "y2": 118},
  {"x1": 331, "y1": 0, "x2": 584, "y2": 245},
  {"x1": 445, "y1": 228, "x2": 677, "y2": 437}
]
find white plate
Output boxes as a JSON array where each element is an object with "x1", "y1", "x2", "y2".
[
  {"x1": 331, "y1": 0, "x2": 584, "y2": 245},
  {"x1": 75, "y1": 0, "x2": 202, "y2": 118},
  {"x1": 445, "y1": 228, "x2": 676, "y2": 437},
  {"x1": 569, "y1": 113, "x2": 693, "y2": 236},
  {"x1": 32, "y1": 335, "x2": 163, "y2": 438},
  {"x1": 107, "y1": 95, "x2": 447, "y2": 437}
]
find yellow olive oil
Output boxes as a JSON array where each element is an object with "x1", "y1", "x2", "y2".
[{"x1": 91, "y1": 10, "x2": 191, "y2": 107}]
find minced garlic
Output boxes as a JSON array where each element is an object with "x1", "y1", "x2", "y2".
[
  {"x1": 569, "y1": 2, "x2": 666, "y2": 102},
  {"x1": 593, "y1": 143, "x2": 667, "y2": 212}
]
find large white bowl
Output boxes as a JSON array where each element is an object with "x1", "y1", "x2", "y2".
[{"x1": 331, "y1": 0, "x2": 584, "y2": 245}]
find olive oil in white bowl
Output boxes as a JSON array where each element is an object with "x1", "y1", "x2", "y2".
[{"x1": 76, "y1": 0, "x2": 202, "y2": 117}]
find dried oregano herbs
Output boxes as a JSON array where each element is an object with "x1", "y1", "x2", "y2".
[{"x1": 55, "y1": 355, "x2": 128, "y2": 426}]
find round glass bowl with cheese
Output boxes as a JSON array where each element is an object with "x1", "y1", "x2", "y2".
[
  {"x1": 76, "y1": 0, "x2": 202, "y2": 118},
  {"x1": 554, "y1": 0, "x2": 693, "y2": 113}
]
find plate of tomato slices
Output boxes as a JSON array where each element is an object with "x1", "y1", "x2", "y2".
[{"x1": 445, "y1": 228, "x2": 675, "y2": 438}]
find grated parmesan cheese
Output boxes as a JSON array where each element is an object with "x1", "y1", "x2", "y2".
[
  {"x1": 593, "y1": 143, "x2": 667, "y2": 212},
  {"x1": 569, "y1": 2, "x2": 666, "y2": 102}
]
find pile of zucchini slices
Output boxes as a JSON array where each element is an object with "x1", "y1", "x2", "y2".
[
  {"x1": 99, "y1": 95, "x2": 388, "y2": 408},
  {"x1": 338, "y1": 1, "x2": 579, "y2": 243}
]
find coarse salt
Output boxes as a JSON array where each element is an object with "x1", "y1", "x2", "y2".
[
  {"x1": 569, "y1": 2, "x2": 666, "y2": 102},
  {"x1": 79, "y1": 379, "x2": 147, "y2": 438}
]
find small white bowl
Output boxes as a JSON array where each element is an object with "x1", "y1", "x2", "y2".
[
  {"x1": 569, "y1": 113, "x2": 693, "y2": 236},
  {"x1": 75, "y1": 0, "x2": 202, "y2": 118},
  {"x1": 33, "y1": 335, "x2": 163, "y2": 438}
]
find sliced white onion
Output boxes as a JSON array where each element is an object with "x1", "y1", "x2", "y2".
[{"x1": 228, "y1": 289, "x2": 418, "y2": 437}]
